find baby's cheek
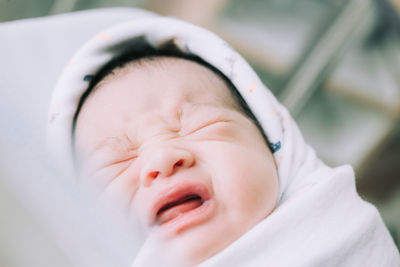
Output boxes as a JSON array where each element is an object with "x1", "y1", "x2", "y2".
[
  {"x1": 86, "y1": 166, "x2": 119, "y2": 191},
  {"x1": 128, "y1": 188, "x2": 154, "y2": 234},
  {"x1": 212, "y1": 125, "x2": 238, "y2": 141},
  {"x1": 90, "y1": 165, "x2": 139, "y2": 217},
  {"x1": 84, "y1": 160, "x2": 130, "y2": 190},
  {"x1": 213, "y1": 144, "x2": 276, "y2": 215}
]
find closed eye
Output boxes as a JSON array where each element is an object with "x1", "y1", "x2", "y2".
[
  {"x1": 103, "y1": 155, "x2": 138, "y2": 169},
  {"x1": 88, "y1": 155, "x2": 137, "y2": 179},
  {"x1": 185, "y1": 119, "x2": 232, "y2": 135}
]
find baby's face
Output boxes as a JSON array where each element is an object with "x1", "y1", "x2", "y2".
[{"x1": 74, "y1": 58, "x2": 278, "y2": 265}]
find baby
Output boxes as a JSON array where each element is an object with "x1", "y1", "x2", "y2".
[
  {"x1": 48, "y1": 14, "x2": 399, "y2": 267},
  {"x1": 74, "y1": 44, "x2": 279, "y2": 266}
]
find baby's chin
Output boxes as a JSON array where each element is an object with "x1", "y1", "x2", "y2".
[
  {"x1": 140, "y1": 230, "x2": 219, "y2": 267},
  {"x1": 140, "y1": 217, "x2": 246, "y2": 266}
]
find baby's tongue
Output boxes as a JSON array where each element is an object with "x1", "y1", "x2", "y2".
[{"x1": 157, "y1": 198, "x2": 202, "y2": 225}]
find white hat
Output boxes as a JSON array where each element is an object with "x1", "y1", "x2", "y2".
[{"x1": 48, "y1": 14, "x2": 317, "y2": 201}]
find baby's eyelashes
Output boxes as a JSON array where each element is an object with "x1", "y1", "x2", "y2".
[
  {"x1": 178, "y1": 105, "x2": 236, "y2": 135},
  {"x1": 104, "y1": 154, "x2": 138, "y2": 168},
  {"x1": 180, "y1": 118, "x2": 233, "y2": 136},
  {"x1": 85, "y1": 151, "x2": 138, "y2": 179}
]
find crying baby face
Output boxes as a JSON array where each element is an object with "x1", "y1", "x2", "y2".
[{"x1": 73, "y1": 56, "x2": 278, "y2": 265}]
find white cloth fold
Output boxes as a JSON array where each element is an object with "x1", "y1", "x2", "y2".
[
  {"x1": 47, "y1": 10, "x2": 400, "y2": 266},
  {"x1": 200, "y1": 165, "x2": 399, "y2": 267}
]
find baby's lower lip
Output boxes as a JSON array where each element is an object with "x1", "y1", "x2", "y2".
[
  {"x1": 156, "y1": 199, "x2": 215, "y2": 235},
  {"x1": 157, "y1": 196, "x2": 203, "y2": 225}
]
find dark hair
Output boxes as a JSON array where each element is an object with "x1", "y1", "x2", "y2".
[{"x1": 72, "y1": 38, "x2": 271, "y2": 150}]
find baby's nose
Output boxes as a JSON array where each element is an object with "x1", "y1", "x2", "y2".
[{"x1": 140, "y1": 146, "x2": 195, "y2": 187}]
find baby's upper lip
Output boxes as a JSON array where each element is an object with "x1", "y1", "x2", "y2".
[{"x1": 149, "y1": 181, "x2": 211, "y2": 226}]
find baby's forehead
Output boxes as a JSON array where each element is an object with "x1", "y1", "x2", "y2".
[
  {"x1": 91, "y1": 56, "x2": 239, "y2": 110},
  {"x1": 100, "y1": 57, "x2": 223, "y2": 86}
]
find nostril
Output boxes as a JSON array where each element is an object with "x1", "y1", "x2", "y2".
[
  {"x1": 148, "y1": 171, "x2": 159, "y2": 179},
  {"x1": 174, "y1": 159, "x2": 184, "y2": 168}
]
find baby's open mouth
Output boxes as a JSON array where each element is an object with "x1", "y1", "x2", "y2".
[
  {"x1": 156, "y1": 194, "x2": 204, "y2": 224},
  {"x1": 151, "y1": 182, "x2": 212, "y2": 227}
]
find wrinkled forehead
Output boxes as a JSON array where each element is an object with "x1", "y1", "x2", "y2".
[{"x1": 83, "y1": 56, "x2": 240, "y2": 115}]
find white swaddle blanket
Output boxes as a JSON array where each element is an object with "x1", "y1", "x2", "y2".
[{"x1": 47, "y1": 11, "x2": 399, "y2": 267}]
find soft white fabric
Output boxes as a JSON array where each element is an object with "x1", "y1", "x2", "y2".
[
  {"x1": 1, "y1": 8, "x2": 163, "y2": 267},
  {"x1": 47, "y1": 11, "x2": 400, "y2": 267},
  {"x1": 199, "y1": 165, "x2": 398, "y2": 267}
]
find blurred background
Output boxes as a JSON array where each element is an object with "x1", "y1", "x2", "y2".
[{"x1": 0, "y1": 0, "x2": 399, "y2": 266}]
